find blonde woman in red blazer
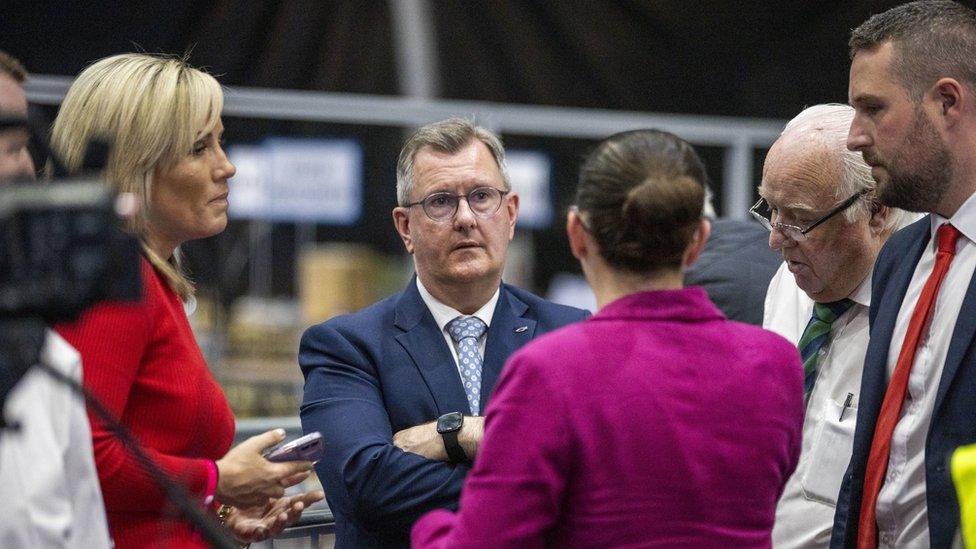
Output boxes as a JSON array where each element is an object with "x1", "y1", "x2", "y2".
[{"x1": 53, "y1": 53, "x2": 322, "y2": 548}]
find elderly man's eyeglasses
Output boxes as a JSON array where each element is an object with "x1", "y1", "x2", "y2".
[
  {"x1": 404, "y1": 187, "x2": 509, "y2": 222},
  {"x1": 749, "y1": 189, "x2": 869, "y2": 242}
]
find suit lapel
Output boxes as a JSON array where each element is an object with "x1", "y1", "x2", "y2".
[
  {"x1": 842, "y1": 223, "x2": 931, "y2": 537},
  {"x1": 868, "y1": 226, "x2": 930, "y2": 380},
  {"x1": 855, "y1": 223, "x2": 930, "y2": 457},
  {"x1": 393, "y1": 279, "x2": 471, "y2": 415},
  {"x1": 480, "y1": 285, "x2": 536, "y2": 412}
]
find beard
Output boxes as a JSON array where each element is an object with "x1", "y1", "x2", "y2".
[{"x1": 869, "y1": 108, "x2": 952, "y2": 213}]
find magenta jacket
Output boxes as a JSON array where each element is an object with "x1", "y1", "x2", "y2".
[{"x1": 412, "y1": 287, "x2": 804, "y2": 548}]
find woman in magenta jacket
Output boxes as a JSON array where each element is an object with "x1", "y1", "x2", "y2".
[{"x1": 412, "y1": 129, "x2": 804, "y2": 548}]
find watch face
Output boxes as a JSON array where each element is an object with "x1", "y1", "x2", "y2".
[{"x1": 437, "y1": 412, "x2": 463, "y2": 433}]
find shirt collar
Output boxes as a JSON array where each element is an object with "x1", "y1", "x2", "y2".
[
  {"x1": 848, "y1": 271, "x2": 872, "y2": 308},
  {"x1": 931, "y1": 190, "x2": 976, "y2": 247},
  {"x1": 416, "y1": 277, "x2": 499, "y2": 332}
]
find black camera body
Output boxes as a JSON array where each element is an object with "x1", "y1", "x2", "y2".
[
  {"x1": 0, "y1": 178, "x2": 141, "y2": 322},
  {"x1": 0, "y1": 178, "x2": 141, "y2": 412}
]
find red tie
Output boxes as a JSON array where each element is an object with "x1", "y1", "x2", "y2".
[{"x1": 857, "y1": 223, "x2": 962, "y2": 548}]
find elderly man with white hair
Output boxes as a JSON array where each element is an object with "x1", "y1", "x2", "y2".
[{"x1": 752, "y1": 104, "x2": 916, "y2": 548}]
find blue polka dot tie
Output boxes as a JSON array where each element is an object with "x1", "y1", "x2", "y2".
[{"x1": 447, "y1": 316, "x2": 487, "y2": 415}]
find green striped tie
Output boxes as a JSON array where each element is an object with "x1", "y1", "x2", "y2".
[{"x1": 797, "y1": 299, "x2": 855, "y2": 398}]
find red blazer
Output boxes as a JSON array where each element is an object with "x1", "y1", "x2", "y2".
[{"x1": 58, "y1": 258, "x2": 234, "y2": 548}]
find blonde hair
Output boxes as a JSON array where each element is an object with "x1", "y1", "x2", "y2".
[{"x1": 50, "y1": 53, "x2": 224, "y2": 298}]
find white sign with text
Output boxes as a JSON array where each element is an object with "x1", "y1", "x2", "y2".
[{"x1": 228, "y1": 138, "x2": 362, "y2": 225}]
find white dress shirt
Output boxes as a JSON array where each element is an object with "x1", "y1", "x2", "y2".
[
  {"x1": 0, "y1": 331, "x2": 111, "y2": 548},
  {"x1": 765, "y1": 262, "x2": 871, "y2": 549},
  {"x1": 875, "y1": 193, "x2": 976, "y2": 549},
  {"x1": 416, "y1": 278, "x2": 499, "y2": 411}
]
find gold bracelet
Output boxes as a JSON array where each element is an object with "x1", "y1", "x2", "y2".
[
  {"x1": 216, "y1": 504, "x2": 234, "y2": 525},
  {"x1": 216, "y1": 505, "x2": 251, "y2": 548}
]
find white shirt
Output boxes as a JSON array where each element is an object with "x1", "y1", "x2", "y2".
[
  {"x1": 765, "y1": 262, "x2": 872, "y2": 549},
  {"x1": 416, "y1": 278, "x2": 499, "y2": 400},
  {"x1": 0, "y1": 331, "x2": 111, "y2": 548},
  {"x1": 875, "y1": 193, "x2": 976, "y2": 549}
]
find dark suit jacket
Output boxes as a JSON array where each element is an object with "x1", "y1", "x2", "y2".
[
  {"x1": 831, "y1": 216, "x2": 976, "y2": 548},
  {"x1": 684, "y1": 218, "x2": 782, "y2": 326},
  {"x1": 299, "y1": 278, "x2": 588, "y2": 548}
]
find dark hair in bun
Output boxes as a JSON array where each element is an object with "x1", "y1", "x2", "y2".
[{"x1": 575, "y1": 129, "x2": 707, "y2": 274}]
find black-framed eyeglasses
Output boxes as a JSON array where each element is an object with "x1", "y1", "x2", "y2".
[
  {"x1": 404, "y1": 186, "x2": 510, "y2": 222},
  {"x1": 749, "y1": 189, "x2": 869, "y2": 242}
]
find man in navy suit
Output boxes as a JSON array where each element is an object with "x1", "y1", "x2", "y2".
[
  {"x1": 832, "y1": 1, "x2": 976, "y2": 547},
  {"x1": 299, "y1": 118, "x2": 587, "y2": 548}
]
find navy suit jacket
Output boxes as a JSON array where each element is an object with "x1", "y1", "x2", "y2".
[
  {"x1": 831, "y1": 216, "x2": 976, "y2": 548},
  {"x1": 299, "y1": 278, "x2": 587, "y2": 548},
  {"x1": 683, "y1": 218, "x2": 782, "y2": 326}
]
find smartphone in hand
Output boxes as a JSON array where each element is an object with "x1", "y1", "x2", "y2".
[{"x1": 263, "y1": 432, "x2": 324, "y2": 463}]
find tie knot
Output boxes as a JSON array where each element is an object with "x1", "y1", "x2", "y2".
[
  {"x1": 937, "y1": 223, "x2": 962, "y2": 255},
  {"x1": 812, "y1": 299, "x2": 854, "y2": 324},
  {"x1": 448, "y1": 316, "x2": 487, "y2": 342}
]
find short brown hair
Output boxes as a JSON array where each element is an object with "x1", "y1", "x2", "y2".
[
  {"x1": 575, "y1": 129, "x2": 706, "y2": 274},
  {"x1": 0, "y1": 50, "x2": 27, "y2": 82},
  {"x1": 849, "y1": 0, "x2": 976, "y2": 100}
]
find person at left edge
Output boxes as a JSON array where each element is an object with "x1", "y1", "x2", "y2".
[
  {"x1": 53, "y1": 53, "x2": 323, "y2": 548},
  {"x1": 0, "y1": 50, "x2": 111, "y2": 549},
  {"x1": 299, "y1": 118, "x2": 588, "y2": 548}
]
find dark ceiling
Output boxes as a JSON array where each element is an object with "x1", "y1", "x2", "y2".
[{"x1": 3, "y1": 0, "x2": 963, "y2": 119}]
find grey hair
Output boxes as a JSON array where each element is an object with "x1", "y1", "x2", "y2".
[
  {"x1": 780, "y1": 103, "x2": 913, "y2": 232},
  {"x1": 396, "y1": 117, "x2": 510, "y2": 206}
]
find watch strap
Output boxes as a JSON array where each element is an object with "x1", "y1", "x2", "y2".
[{"x1": 441, "y1": 428, "x2": 467, "y2": 462}]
